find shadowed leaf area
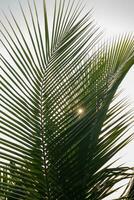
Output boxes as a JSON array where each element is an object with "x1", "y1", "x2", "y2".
[{"x1": 0, "y1": 0, "x2": 134, "y2": 199}]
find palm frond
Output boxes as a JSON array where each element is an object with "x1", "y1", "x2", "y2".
[{"x1": 0, "y1": 0, "x2": 134, "y2": 199}]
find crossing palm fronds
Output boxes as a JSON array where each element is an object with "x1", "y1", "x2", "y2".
[{"x1": 0, "y1": 0, "x2": 134, "y2": 199}]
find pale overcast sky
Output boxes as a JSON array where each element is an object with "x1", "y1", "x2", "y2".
[{"x1": 0, "y1": 0, "x2": 134, "y2": 199}]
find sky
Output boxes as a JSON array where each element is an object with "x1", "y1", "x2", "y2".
[{"x1": 0, "y1": 0, "x2": 134, "y2": 199}]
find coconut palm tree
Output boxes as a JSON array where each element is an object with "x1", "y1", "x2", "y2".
[{"x1": 0, "y1": 0, "x2": 134, "y2": 199}]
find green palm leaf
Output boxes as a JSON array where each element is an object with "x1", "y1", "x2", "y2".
[
  {"x1": 0, "y1": 0, "x2": 134, "y2": 199},
  {"x1": 127, "y1": 178, "x2": 134, "y2": 199}
]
